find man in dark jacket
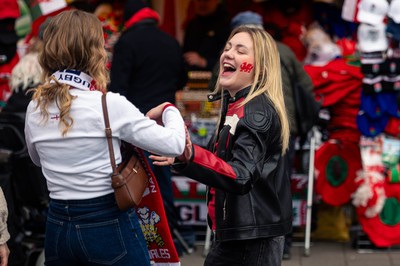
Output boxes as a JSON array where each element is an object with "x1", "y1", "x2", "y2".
[
  {"x1": 108, "y1": 0, "x2": 189, "y2": 253},
  {"x1": 109, "y1": 0, "x2": 187, "y2": 114}
]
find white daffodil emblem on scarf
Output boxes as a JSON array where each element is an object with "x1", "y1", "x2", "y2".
[{"x1": 224, "y1": 114, "x2": 240, "y2": 135}]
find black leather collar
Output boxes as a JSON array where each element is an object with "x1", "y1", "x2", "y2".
[{"x1": 207, "y1": 86, "x2": 251, "y2": 103}]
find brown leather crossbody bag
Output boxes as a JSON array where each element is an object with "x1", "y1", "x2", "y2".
[{"x1": 101, "y1": 93, "x2": 148, "y2": 210}]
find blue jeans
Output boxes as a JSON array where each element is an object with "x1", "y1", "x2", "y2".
[
  {"x1": 44, "y1": 193, "x2": 150, "y2": 265},
  {"x1": 204, "y1": 236, "x2": 284, "y2": 266}
]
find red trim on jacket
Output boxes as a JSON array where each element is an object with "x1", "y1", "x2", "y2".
[
  {"x1": 226, "y1": 98, "x2": 245, "y2": 118},
  {"x1": 192, "y1": 145, "x2": 237, "y2": 232},
  {"x1": 192, "y1": 145, "x2": 236, "y2": 179}
]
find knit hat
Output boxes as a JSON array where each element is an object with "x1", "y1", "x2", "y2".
[
  {"x1": 357, "y1": 23, "x2": 388, "y2": 53},
  {"x1": 357, "y1": 0, "x2": 389, "y2": 25},
  {"x1": 123, "y1": 0, "x2": 147, "y2": 22},
  {"x1": 357, "y1": 110, "x2": 389, "y2": 137},
  {"x1": 230, "y1": 11, "x2": 263, "y2": 29},
  {"x1": 386, "y1": 21, "x2": 400, "y2": 42},
  {"x1": 388, "y1": 0, "x2": 400, "y2": 24},
  {"x1": 377, "y1": 92, "x2": 400, "y2": 118},
  {"x1": 361, "y1": 92, "x2": 382, "y2": 119}
]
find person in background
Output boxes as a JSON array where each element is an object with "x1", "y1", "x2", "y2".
[
  {"x1": 0, "y1": 188, "x2": 10, "y2": 266},
  {"x1": 182, "y1": 0, "x2": 231, "y2": 71},
  {"x1": 109, "y1": 0, "x2": 187, "y2": 114},
  {"x1": 24, "y1": 10, "x2": 185, "y2": 265},
  {"x1": 0, "y1": 2, "x2": 20, "y2": 111},
  {"x1": 1, "y1": 39, "x2": 46, "y2": 266},
  {"x1": 277, "y1": 28, "x2": 315, "y2": 263},
  {"x1": 108, "y1": 0, "x2": 190, "y2": 253},
  {"x1": 152, "y1": 26, "x2": 292, "y2": 266}
]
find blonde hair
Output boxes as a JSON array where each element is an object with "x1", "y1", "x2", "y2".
[
  {"x1": 11, "y1": 52, "x2": 42, "y2": 92},
  {"x1": 32, "y1": 10, "x2": 109, "y2": 136},
  {"x1": 212, "y1": 26, "x2": 289, "y2": 154}
]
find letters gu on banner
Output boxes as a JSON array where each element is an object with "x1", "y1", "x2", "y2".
[{"x1": 172, "y1": 175, "x2": 207, "y2": 226}]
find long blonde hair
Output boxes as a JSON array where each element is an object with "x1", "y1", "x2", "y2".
[
  {"x1": 32, "y1": 10, "x2": 109, "y2": 136},
  {"x1": 213, "y1": 26, "x2": 289, "y2": 154}
]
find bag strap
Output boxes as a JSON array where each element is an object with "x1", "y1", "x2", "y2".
[{"x1": 101, "y1": 93, "x2": 118, "y2": 175}]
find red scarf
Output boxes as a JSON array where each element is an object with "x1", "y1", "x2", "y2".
[
  {"x1": 124, "y1": 7, "x2": 160, "y2": 29},
  {"x1": 136, "y1": 148, "x2": 180, "y2": 265}
]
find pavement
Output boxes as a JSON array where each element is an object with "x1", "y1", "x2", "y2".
[{"x1": 179, "y1": 241, "x2": 400, "y2": 266}]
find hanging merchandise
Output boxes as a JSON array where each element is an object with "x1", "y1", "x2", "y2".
[
  {"x1": 388, "y1": 164, "x2": 400, "y2": 183},
  {"x1": 303, "y1": 25, "x2": 342, "y2": 66},
  {"x1": 382, "y1": 135, "x2": 400, "y2": 169},
  {"x1": 356, "y1": 111, "x2": 389, "y2": 137},
  {"x1": 356, "y1": 0, "x2": 389, "y2": 26},
  {"x1": 304, "y1": 58, "x2": 363, "y2": 107},
  {"x1": 384, "y1": 116, "x2": 400, "y2": 138},
  {"x1": 387, "y1": 0, "x2": 400, "y2": 24},
  {"x1": 352, "y1": 136, "x2": 386, "y2": 218},
  {"x1": 304, "y1": 56, "x2": 363, "y2": 145},
  {"x1": 341, "y1": 0, "x2": 361, "y2": 23},
  {"x1": 357, "y1": 23, "x2": 388, "y2": 54},
  {"x1": 355, "y1": 0, "x2": 400, "y2": 140},
  {"x1": 315, "y1": 139, "x2": 362, "y2": 206},
  {"x1": 357, "y1": 183, "x2": 400, "y2": 247},
  {"x1": 26, "y1": 0, "x2": 69, "y2": 41}
]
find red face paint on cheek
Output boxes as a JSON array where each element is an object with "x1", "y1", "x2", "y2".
[{"x1": 240, "y1": 62, "x2": 254, "y2": 73}]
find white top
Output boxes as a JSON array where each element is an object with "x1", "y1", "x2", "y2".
[{"x1": 25, "y1": 90, "x2": 185, "y2": 200}]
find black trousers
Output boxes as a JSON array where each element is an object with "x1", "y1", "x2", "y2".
[{"x1": 204, "y1": 236, "x2": 284, "y2": 266}]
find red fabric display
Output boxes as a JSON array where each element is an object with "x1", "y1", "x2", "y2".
[
  {"x1": 315, "y1": 139, "x2": 362, "y2": 206},
  {"x1": 304, "y1": 59, "x2": 363, "y2": 108},
  {"x1": 357, "y1": 183, "x2": 400, "y2": 247},
  {"x1": 352, "y1": 136, "x2": 386, "y2": 218},
  {"x1": 136, "y1": 149, "x2": 180, "y2": 265}
]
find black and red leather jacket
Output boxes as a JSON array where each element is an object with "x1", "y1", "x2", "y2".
[{"x1": 173, "y1": 87, "x2": 293, "y2": 241}]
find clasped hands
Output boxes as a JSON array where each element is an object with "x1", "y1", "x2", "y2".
[{"x1": 146, "y1": 102, "x2": 193, "y2": 165}]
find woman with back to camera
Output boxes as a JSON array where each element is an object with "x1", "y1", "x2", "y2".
[
  {"x1": 24, "y1": 10, "x2": 185, "y2": 265},
  {"x1": 152, "y1": 26, "x2": 292, "y2": 266}
]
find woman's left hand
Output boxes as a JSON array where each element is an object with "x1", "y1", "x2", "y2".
[
  {"x1": 149, "y1": 155, "x2": 175, "y2": 166},
  {"x1": 149, "y1": 126, "x2": 192, "y2": 165}
]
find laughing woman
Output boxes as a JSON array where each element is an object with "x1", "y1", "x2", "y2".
[{"x1": 152, "y1": 26, "x2": 292, "y2": 266}]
